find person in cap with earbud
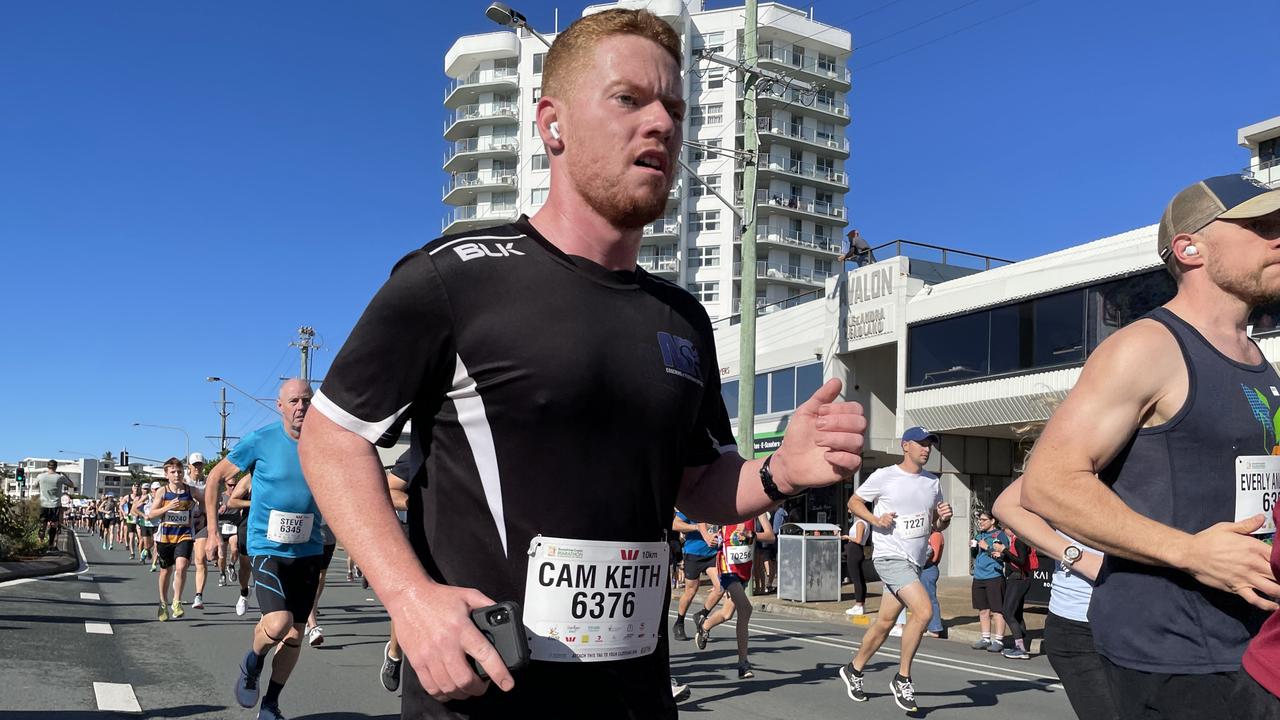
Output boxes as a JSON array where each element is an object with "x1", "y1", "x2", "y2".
[{"x1": 1021, "y1": 174, "x2": 1280, "y2": 719}]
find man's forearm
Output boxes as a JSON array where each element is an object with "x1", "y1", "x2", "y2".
[
  {"x1": 299, "y1": 412, "x2": 434, "y2": 616},
  {"x1": 847, "y1": 497, "x2": 879, "y2": 525},
  {"x1": 677, "y1": 453, "x2": 775, "y2": 525},
  {"x1": 1022, "y1": 469, "x2": 1190, "y2": 568}
]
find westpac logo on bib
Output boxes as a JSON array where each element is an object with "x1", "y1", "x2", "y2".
[{"x1": 657, "y1": 332, "x2": 703, "y2": 386}]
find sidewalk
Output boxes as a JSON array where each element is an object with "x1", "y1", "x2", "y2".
[
  {"x1": 684, "y1": 575, "x2": 1047, "y2": 654},
  {"x1": 0, "y1": 529, "x2": 81, "y2": 584}
]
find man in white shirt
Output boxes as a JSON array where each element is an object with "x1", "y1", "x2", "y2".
[{"x1": 839, "y1": 426, "x2": 952, "y2": 714}]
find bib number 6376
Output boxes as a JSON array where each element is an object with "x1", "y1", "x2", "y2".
[{"x1": 571, "y1": 590, "x2": 636, "y2": 620}]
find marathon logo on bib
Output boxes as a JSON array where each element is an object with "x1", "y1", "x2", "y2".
[
  {"x1": 266, "y1": 510, "x2": 314, "y2": 545},
  {"x1": 523, "y1": 536, "x2": 668, "y2": 662},
  {"x1": 1236, "y1": 456, "x2": 1280, "y2": 537}
]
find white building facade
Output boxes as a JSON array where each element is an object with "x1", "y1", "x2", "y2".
[
  {"x1": 1240, "y1": 115, "x2": 1280, "y2": 188},
  {"x1": 441, "y1": 0, "x2": 853, "y2": 322}
]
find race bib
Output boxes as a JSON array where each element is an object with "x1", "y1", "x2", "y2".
[
  {"x1": 725, "y1": 543, "x2": 754, "y2": 565},
  {"x1": 220, "y1": 522, "x2": 239, "y2": 536},
  {"x1": 1236, "y1": 456, "x2": 1280, "y2": 536},
  {"x1": 523, "y1": 536, "x2": 669, "y2": 663},
  {"x1": 266, "y1": 510, "x2": 314, "y2": 545},
  {"x1": 163, "y1": 510, "x2": 190, "y2": 526},
  {"x1": 898, "y1": 512, "x2": 929, "y2": 540}
]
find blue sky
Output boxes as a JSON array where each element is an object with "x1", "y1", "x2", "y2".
[{"x1": 1, "y1": 0, "x2": 1276, "y2": 463}]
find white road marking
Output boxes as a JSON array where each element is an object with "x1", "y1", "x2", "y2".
[
  {"x1": 84, "y1": 622, "x2": 113, "y2": 635},
  {"x1": 80, "y1": 592, "x2": 101, "y2": 600},
  {"x1": 93, "y1": 682, "x2": 142, "y2": 714}
]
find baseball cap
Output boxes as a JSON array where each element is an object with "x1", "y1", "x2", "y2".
[
  {"x1": 902, "y1": 426, "x2": 940, "y2": 445},
  {"x1": 150, "y1": 481, "x2": 162, "y2": 490},
  {"x1": 187, "y1": 452, "x2": 205, "y2": 465},
  {"x1": 1157, "y1": 174, "x2": 1280, "y2": 263}
]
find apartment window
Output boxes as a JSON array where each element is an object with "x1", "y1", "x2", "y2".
[
  {"x1": 530, "y1": 187, "x2": 548, "y2": 205},
  {"x1": 495, "y1": 57, "x2": 517, "y2": 73},
  {"x1": 693, "y1": 31, "x2": 724, "y2": 54},
  {"x1": 688, "y1": 246, "x2": 721, "y2": 268},
  {"x1": 698, "y1": 67, "x2": 725, "y2": 90},
  {"x1": 687, "y1": 139, "x2": 721, "y2": 162},
  {"x1": 818, "y1": 52, "x2": 837, "y2": 73},
  {"x1": 1262, "y1": 138, "x2": 1279, "y2": 166},
  {"x1": 817, "y1": 121, "x2": 837, "y2": 144},
  {"x1": 816, "y1": 88, "x2": 835, "y2": 105},
  {"x1": 690, "y1": 103, "x2": 723, "y2": 127},
  {"x1": 532, "y1": 153, "x2": 549, "y2": 171},
  {"x1": 815, "y1": 259, "x2": 832, "y2": 276},
  {"x1": 531, "y1": 87, "x2": 542, "y2": 105},
  {"x1": 687, "y1": 281, "x2": 719, "y2": 302},
  {"x1": 689, "y1": 174, "x2": 721, "y2": 197},
  {"x1": 531, "y1": 121, "x2": 540, "y2": 137},
  {"x1": 688, "y1": 210, "x2": 721, "y2": 232},
  {"x1": 532, "y1": 53, "x2": 545, "y2": 74}
]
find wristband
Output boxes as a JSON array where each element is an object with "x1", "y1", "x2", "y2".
[{"x1": 759, "y1": 455, "x2": 803, "y2": 502}]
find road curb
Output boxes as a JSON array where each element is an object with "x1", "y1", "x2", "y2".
[{"x1": 0, "y1": 531, "x2": 81, "y2": 584}]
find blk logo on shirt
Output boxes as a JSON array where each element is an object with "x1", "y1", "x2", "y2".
[
  {"x1": 657, "y1": 332, "x2": 703, "y2": 386},
  {"x1": 452, "y1": 241, "x2": 526, "y2": 262}
]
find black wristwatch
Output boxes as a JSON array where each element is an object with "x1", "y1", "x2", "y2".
[{"x1": 759, "y1": 455, "x2": 802, "y2": 502}]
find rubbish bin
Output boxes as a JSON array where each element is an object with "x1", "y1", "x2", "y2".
[{"x1": 777, "y1": 522, "x2": 842, "y2": 602}]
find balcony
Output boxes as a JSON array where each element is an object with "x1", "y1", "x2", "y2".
[
  {"x1": 444, "y1": 102, "x2": 520, "y2": 140},
  {"x1": 444, "y1": 66, "x2": 521, "y2": 107},
  {"x1": 643, "y1": 216, "x2": 680, "y2": 238},
  {"x1": 745, "y1": 44, "x2": 851, "y2": 89},
  {"x1": 442, "y1": 171, "x2": 518, "y2": 205},
  {"x1": 745, "y1": 189, "x2": 847, "y2": 222},
  {"x1": 730, "y1": 290, "x2": 822, "y2": 319},
  {"x1": 443, "y1": 136, "x2": 519, "y2": 173},
  {"x1": 732, "y1": 260, "x2": 831, "y2": 288},
  {"x1": 637, "y1": 256, "x2": 678, "y2": 275},
  {"x1": 756, "y1": 156, "x2": 848, "y2": 192},
  {"x1": 741, "y1": 118, "x2": 849, "y2": 157},
  {"x1": 1246, "y1": 156, "x2": 1280, "y2": 189},
  {"x1": 750, "y1": 227, "x2": 842, "y2": 255},
  {"x1": 753, "y1": 87, "x2": 849, "y2": 122},
  {"x1": 442, "y1": 204, "x2": 519, "y2": 235}
]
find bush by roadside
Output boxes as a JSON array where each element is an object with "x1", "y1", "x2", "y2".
[{"x1": 0, "y1": 495, "x2": 46, "y2": 560}]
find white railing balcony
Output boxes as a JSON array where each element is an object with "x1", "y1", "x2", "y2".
[
  {"x1": 745, "y1": 118, "x2": 849, "y2": 153},
  {"x1": 445, "y1": 67, "x2": 520, "y2": 101},
  {"x1": 442, "y1": 204, "x2": 518, "y2": 233},
  {"x1": 448, "y1": 102, "x2": 519, "y2": 126},
  {"x1": 731, "y1": 294, "x2": 819, "y2": 316},
  {"x1": 733, "y1": 261, "x2": 831, "y2": 285},
  {"x1": 746, "y1": 44, "x2": 851, "y2": 84},
  {"x1": 643, "y1": 217, "x2": 680, "y2": 236},
  {"x1": 638, "y1": 257, "x2": 678, "y2": 273},
  {"x1": 758, "y1": 156, "x2": 847, "y2": 187},
  {"x1": 753, "y1": 228, "x2": 842, "y2": 254},
  {"x1": 445, "y1": 136, "x2": 520, "y2": 162},
  {"x1": 443, "y1": 171, "x2": 518, "y2": 199},
  {"x1": 1246, "y1": 157, "x2": 1280, "y2": 189},
  {"x1": 749, "y1": 189, "x2": 847, "y2": 220}
]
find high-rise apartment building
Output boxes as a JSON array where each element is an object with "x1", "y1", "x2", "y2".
[{"x1": 442, "y1": 0, "x2": 852, "y2": 321}]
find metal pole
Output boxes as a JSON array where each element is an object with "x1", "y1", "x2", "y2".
[
  {"x1": 219, "y1": 387, "x2": 229, "y2": 453},
  {"x1": 736, "y1": 0, "x2": 760, "y2": 460}
]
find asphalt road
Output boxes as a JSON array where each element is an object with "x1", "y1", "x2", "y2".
[{"x1": 0, "y1": 529, "x2": 1076, "y2": 719}]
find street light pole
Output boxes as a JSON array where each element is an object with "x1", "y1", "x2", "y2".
[
  {"x1": 206, "y1": 376, "x2": 278, "y2": 412},
  {"x1": 131, "y1": 423, "x2": 190, "y2": 462}
]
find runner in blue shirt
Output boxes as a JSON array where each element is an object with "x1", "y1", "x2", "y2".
[{"x1": 204, "y1": 378, "x2": 322, "y2": 720}]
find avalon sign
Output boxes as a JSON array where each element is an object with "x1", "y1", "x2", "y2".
[{"x1": 849, "y1": 266, "x2": 893, "y2": 304}]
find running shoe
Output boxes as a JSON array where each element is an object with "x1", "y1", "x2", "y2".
[
  {"x1": 987, "y1": 639, "x2": 1004, "y2": 653},
  {"x1": 150, "y1": 562, "x2": 158, "y2": 573},
  {"x1": 838, "y1": 663, "x2": 866, "y2": 702},
  {"x1": 672, "y1": 620, "x2": 689, "y2": 642},
  {"x1": 346, "y1": 570, "x2": 354, "y2": 582},
  {"x1": 236, "y1": 594, "x2": 248, "y2": 617},
  {"x1": 170, "y1": 600, "x2": 184, "y2": 619},
  {"x1": 157, "y1": 603, "x2": 170, "y2": 622},
  {"x1": 218, "y1": 573, "x2": 227, "y2": 588},
  {"x1": 695, "y1": 626, "x2": 709, "y2": 651},
  {"x1": 737, "y1": 661, "x2": 754, "y2": 679},
  {"x1": 235, "y1": 650, "x2": 262, "y2": 708},
  {"x1": 192, "y1": 594, "x2": 204, "y2": 610},
  {"x1": 693, "y1": 608, "x2": 708, "y2": 633},
  {"x1": 844, "y1": 603, "x2": 865, "y2": 616},
  {"x1": 361, "y1": 575, "x2": 369, "y2": 590},
  {"x1": 380, "y1": 641, "x2": 402, "y2": 692},
  {"x1": 888, "y1": 624, "x2": 904, "y2": 637},
  {"x1": 1002, "y1": 646, "x2": 1031, "y2": 660},
  {"x1": 970, "y1": 637, "x2": 991, "y2": 650},
  {"x1": 306, "y1": 625, "x2": 324, "y2": 647},
  {"x1": 670, "y1": 679, "x2": 690, "y2": 702},
  {"x1": 102, "y1": 540, "x2": 107, "y2": 550},
  {"x1": 229, "y1": 565, "x2": 238, "y2": 583},
  {"x1": 889, "y1": 674, "x2": 918, "y2": 713},
  {"x1": 257, "y1": 702, "x2": 286, "y2": 720}
]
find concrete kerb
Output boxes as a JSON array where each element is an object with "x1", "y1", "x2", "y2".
[{"x1": 0, "y1": 529, "x2": 82, "y2": 584}]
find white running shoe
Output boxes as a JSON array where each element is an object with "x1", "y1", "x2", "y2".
[
  {"x1": 845, "y1": 603, "x2": 865, "y2": 616},
  {"x1": 889, "y1": 624, "x2": 904, "y2": 637},
  {"x1": 236, "y1": 594, "x2": 248, "y2": 617},
  {"x1": 306, "y1": 625, "x2": 324, "y2": 647},
  {"x1": 192, "y1": 593, "x2": 204, "y2": 610}
]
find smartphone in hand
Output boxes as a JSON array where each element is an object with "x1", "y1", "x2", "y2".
[{"x1": 469, "y1": 601, "x2": 531, "y2": 681}]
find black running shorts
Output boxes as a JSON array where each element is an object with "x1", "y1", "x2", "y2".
[
  {"x1": 684, "y1": 552, "x2": 718, "y2": 581},
  {"x1": 251, "y1": 554, "x2": 324, "y2": 620},
  {"x1": 971, "y1": 577, "x2": 1006, "y2": 612},
  {"x1": 156, "y1": 540, "x2": 194, "y2": 569}
]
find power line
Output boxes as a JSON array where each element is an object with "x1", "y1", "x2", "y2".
[
  {"x1": 851, "y1": 0, "x2": 1043, "y2": 74},
  {"x1": 855, "y1": 0, "x2": 986, "y2": 51}
]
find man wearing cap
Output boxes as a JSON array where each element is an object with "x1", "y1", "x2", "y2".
[
  {"x1": 186, "y1": 452, "x2": 212, "y2": 611},
  {"x1": 839, "y1": 426, "x2": 952, "y2": 714},
  {"x1": 1022, "y1": 175, "x2": 1280, "y2": 718}
]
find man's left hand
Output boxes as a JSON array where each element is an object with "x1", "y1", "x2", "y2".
[
  {"x1": 936, "y1": 502, "x2": 953, "y2": 522},
  {"x1": 770, "y1": 379, "x2": 866, "y2": 494}
]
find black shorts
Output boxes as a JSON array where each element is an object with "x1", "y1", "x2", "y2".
[
  {"x1": 237, "y1": 519, "x2": 248, "y2": 555},
  {"x1": 156, "y1": 540, "x2": 194, "y2": 569},
  {"x1": 40, "y1": 507, "x2": 61, "y2": 522},
  {"x1": 102, "y1": 517, "x2": 117, "y2": 527},
  {"x1": 972, "y1": 577, "x2": 1006, "y2": 611},
  {"x1": 1102, "y1": 655, "x2": 1278, "y2": 720},
  {"x1": 683, "y1": 553, "x2": 718, "y2": 580},
  {"x1": 755, "y1": 543, "x2": 776, "y2": 561},
  {"x1": 321, "y1": 543, "x2": 336, "y2": 566},
  {"x1": 251, "y1": 554, "x2": 324, "y2": 620},
  {"x1": 139, "y1": 525, "x2": 155, "y2": 538}
]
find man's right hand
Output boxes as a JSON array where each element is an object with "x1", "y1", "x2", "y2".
[
  {"x1": 393, "y1": 580, "x2": 515, "y2": 702},
  {"x1": 873, "y1": 512, "x2": 896, "y2": 529},
  {"x1": 1181, "y1": 514, "x2": 1280, "y2": 611}
]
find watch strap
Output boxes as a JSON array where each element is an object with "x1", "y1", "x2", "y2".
[{"x1": 759, "y1": 455, "x2": 801, "y2": 502}]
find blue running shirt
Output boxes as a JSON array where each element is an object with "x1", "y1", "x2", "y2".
[{"x1": 229, "y1": 422, "x2": 323, "y2": 558}]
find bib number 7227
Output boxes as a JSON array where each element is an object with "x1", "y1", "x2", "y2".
[{"x1": 570, "y1": 591, "x2": 636, "y2": 620}]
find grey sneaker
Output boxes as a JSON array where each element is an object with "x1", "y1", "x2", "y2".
[
  {"x1": 1002, "y1": 646, "x2": 1031, "y2": 660},
  {"x1": 970, "y1": 637, "x2": 990, "y2": 650},
  {"x1": 988, "y1": 639, "x2": 1004, "y2": 653},
  {"x1": 235, "y1": 651, "x2": 262, "y2": 708},
  {"x1": 257, "y1": 702, "x2": 286, "y2": 720},
  {"x1": 380, "y1": 641, "x2": 402, "y2": 692},
  {"x1": 838, "y1": 663, "x2": 866, "y2": 702}
]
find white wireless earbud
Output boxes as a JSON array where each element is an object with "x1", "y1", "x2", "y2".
[
  {"x1": 1185, "y1": 245, "x2": 1199, "y2": 256},
  {"x1": 549, "y1": 122, "x2": 561, "y2": 140}
]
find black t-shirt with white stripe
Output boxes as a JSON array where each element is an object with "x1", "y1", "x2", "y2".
[{"x1": 314, "y1": 218, "x2": 735, "y2": 718}]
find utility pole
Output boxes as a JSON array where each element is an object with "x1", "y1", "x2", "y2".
[
  {"x1": 737, "y1": 0, "x2": 761, "y2": 459},
  {"x1": 214, "y1": 387, "x2": 232, "y2": 453},
  {"x1": 290, "y1": 326, "x2": 320, "y2": 383}
]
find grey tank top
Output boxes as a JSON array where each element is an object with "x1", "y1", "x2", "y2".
[{"x1": 1091, "y1": 307, "x2": 1273, "y2": 673}]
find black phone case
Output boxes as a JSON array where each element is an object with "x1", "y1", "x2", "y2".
[{"x1": 469, "y1": 601, "x2": 532, "y2": 680}]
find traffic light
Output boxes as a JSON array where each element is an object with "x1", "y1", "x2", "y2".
[{"x1": 15, "y1": 467, "x2": 24, "y2": 483}]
